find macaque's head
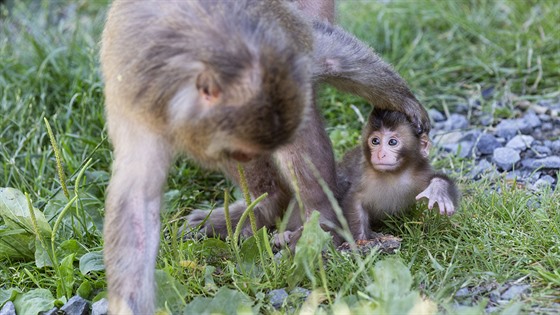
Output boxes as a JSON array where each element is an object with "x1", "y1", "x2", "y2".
[
  {"x1": 169, "y1": 42, "x2": 312, "y2": 165},
  {"x1": 363, "y1": 108, "x2": 430, "y2": 173}
]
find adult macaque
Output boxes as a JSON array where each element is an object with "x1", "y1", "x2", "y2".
[
  {"x1": 339, "y1": 109, "x2": 459, "y2": 241},
  {"x1": 101, "y1": 0, "x2": 429, "y2": 313},
  {"x1": 186, "y1": 8, "x2": 433, "y2": 244}
]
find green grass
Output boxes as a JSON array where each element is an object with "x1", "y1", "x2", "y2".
[{"x1": 1, "y1": 0, "x2": 559, "y2": 314}]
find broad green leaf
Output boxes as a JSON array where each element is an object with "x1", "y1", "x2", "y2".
[
  {"x1": 77, "y1": 280, "x2": 93, "y2": 299},
  {"x1": 34, "y1": 238, "x2": 53, "y2": 268},
  {"x1": 183, "y1": 287, "x2": 253, "y2": 315},
  {"x1": 79, "y1": 251, "x2": 105, "y2": 275},
  {"x1": 57, "y1": 239, "x2": 87, "y2": 259},
  {"x1": 0, "y1": 227, "x2": 34, "y2": 260},
  {"x1": 0, "y1": 288, "x2": 20, "y2": 305},
  {"x1": 365, "y1": 258, "x2": 436, "y2": 315},
  {"x1": 0, "y1": 188, "x2": 52, "y2": 236},
  {"x1": 58, "y1": 253, "x2": 75, "y2": 299},
  {"x1": 288, "y1": 211, "x2": 331, "y2": 288},
  {"x1": 155, "y1": 269, "x2": 187, "y2": 314},
  {"x1": 371, "y1": 258, "x2": 413, "y2": 300},
  {"x1": 13, "y1": 288, "x2": 55, "y2": 315}
]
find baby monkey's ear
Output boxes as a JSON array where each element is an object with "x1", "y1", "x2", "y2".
[{"x1": 419, "y1": 133, "x2": 431, "y2": 158}]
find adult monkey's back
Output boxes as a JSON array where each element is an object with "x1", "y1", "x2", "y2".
[{"x1": 101, "y1": 0, "x2": 429, "y2": 313}]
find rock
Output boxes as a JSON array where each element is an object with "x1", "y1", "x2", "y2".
[
  {"x1": 432, "y1": 131, "x2": 463, "y2": 146},
  {"x1": 539, "y1": 114, "x2": 551, "y2": 121},
  {"x1": 479, "y1": 114, "x2": 493, "y2": 126},
  {"x1": 532, "y1": 175, "x2": 556, "y2": 190},
  {"x1": 495, "y1": 119, "x2": 531, "y2": 140},
  {"x1": 458, "y1": 141, "x2": 475, "y2": 158},
  {"x1": 454, "y1": 287, "x2": 470, "y2": 297},
  {"x1": 268, "y1": 289, "x2": 288, "y2": 309},
  {"x1": 443, "y1": 141, "x2": 474, "y2": 158},
  {"x1": 92, "y1": 298, "x2": 109, "y2": 315},
  {"x1": 0, "y1": 301, "x2": 15, "y2": 315},
  {"x1": 489, "y1": 289, "x2": 501, "y2": 302},
  {"x1": 39, "y1": 308, "x2": 58, "y2": 315},
  {"x1": 428, "y1": 109, "x2": 445, "y2": 122},
  {"x1": 522, "y1": 111, "x2": 541, "y2": 128},
  {"x1": 476, "y1": 133, "x2": 502, "y2": 155},
  {"x1": 505, "y1": 170, "x2": 526, "y2": 182},
  {"x1": 533, "y1": 145, "x2": 551, "y2": 156},
  {"x1": 492, "y1": 147, "x2": 520, "y2": 171},
  {"x1": 524, "y1": 156, "x2": 560, "y2": 169},
  {"x1": 551, "y1": 140, "x2": 560, "y2": 154},
  {"x1": 501, "y1": 284, "x2": 530, "y2": 300},
  {"x1": 460, "y1": 130, "x2": 481, "y2": 142},
  {"x1": 541, "y1": 122, "x2": 553, "y2": 131},
  {"x1": 60, "y1": 295, "x2": 89, "y2": 315},
  {"x1": 469, "y1": 159, "x2": 495, "y2": 179},
  {"x1": 481, "y1": 86, "x2": 494, "y2": 99},
  {"x1": 443, "y1": 114, "x2": 469, "y2": 131},
  {"x1": 455, "y1": 103, "x2": 469, "y2": 114},
  {"x1": 506, "y1": 135, "x2": 534, "y2": 151}
]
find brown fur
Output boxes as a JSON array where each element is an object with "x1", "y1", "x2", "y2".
[{"x1": 339, "y1": 109, "x2": 459, "y2": 240}]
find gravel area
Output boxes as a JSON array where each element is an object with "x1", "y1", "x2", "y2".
[{"x1": 431, "y1": 95, "x2": 560, "y2": 191}]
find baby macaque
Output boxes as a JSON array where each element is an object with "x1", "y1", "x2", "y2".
[{"x1": 339, "y1": 108, "x2": 459, "y2": 240}]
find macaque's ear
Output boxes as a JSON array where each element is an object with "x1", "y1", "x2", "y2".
[
  {"x1": 420, "y1": 133, "x2": 431, "y2": 158},
  {"x1": 196, "y1": 70, "x2": 221, "y2": 105}
]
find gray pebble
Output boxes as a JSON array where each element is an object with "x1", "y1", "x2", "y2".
[
  {"x1": 542, "y1": 122, "x2": 553, "y2": 131},
  {"x1": 443, "y1": 114, "x2": 469, "y2": 131},
  {"x1": 39, "y1": 308, "x2": 58, "y2": 315},
  {"x1": 0, "y1": 301, "x2": 15, "y2": 315},
  {"x1": 506, "y1": 135, "x2": 534, "y2": 151},
  {"x1": 458, "y1": 141, "x2": 475, "y2": 158},
  {"x1": 522, "y1": 111, "x2": 541, "y2": 128},
  {"x1": 533, "y1": 145, "x2": 551, "y2": 156},
  {"x1": 481, "y1": 86, "x2": 494, "y2": 99},
  {"x1": 493, "y1": 147, "x2": 520, "y2": 171},
  {"x1": 432, "y1": 131, "x2": 463, "y2": 145},
  {"x1": 60, "y1": 295, "x2": 89, "y2": 315},
  {"x1": 539, "y1": 114, "x2": 551, "y2": 122},
  {"x1": 489, "y1": 289, "x2": 501, "y2": 302},
  {"x1": 505, "y1": 170, "x2": 525, "y2": 182},
  {"x1": 455, "y1": 103, "x2": 470, "y2": 114},
  {"x1": 525, "y1": 156, "x2": 560, "y2": 169},
  {"x1": 268, "y1": 289, "x2": 288, "y2": 309},
  {"x1": 501, "y1": 284, "x2": 530, "y2": 300},
  {"x1": 428, "y1": 109, "x2": 445, "y2": 122},
  {"x1": 479, "y1": 115, "x2": 493, "y2": 126},
  {"x1": 495, "y1": 119, "x2": 531, "y2": 140},
  {"x1": 469, "y1": 159, "x2": 495, "y2": 179},
  {"x1": 92, "y1": 298, "x2": 109, "y2": 315},
  {"x1": 551, "y1": 140, "x2": 560, "y2": 154},
  {"x1": 460, "y1": 130, "x2": 481, "y2": 142},
  {"x1": 533, "y1": 175, "x2": 556, "y2": 190},
  {"x1": 443, "y1": 142, "x2": 474, "y2": 158},
  {"x1": 454, "y1": 287, "x2": 470, "y2": 297},
  {"x1": 477, "y1": 133, "x2": 502, "y2": 155}
]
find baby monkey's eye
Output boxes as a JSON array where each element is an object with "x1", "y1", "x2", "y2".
[
  {"x1": 388, "y1": 139, "x2": 398, "y2": 146},
  {"x1": 371, "y1": 137, "x2": 380, "y2": 145}
]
